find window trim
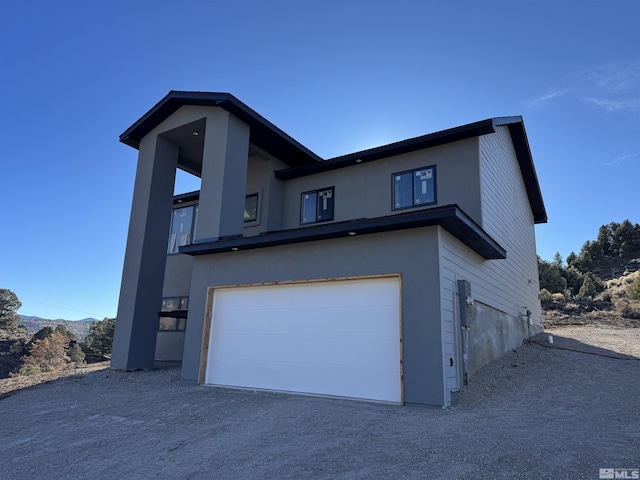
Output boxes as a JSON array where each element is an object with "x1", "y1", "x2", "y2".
[
  {"x1": 392, "y1": 165, "x2": 437, "y2": 211},
  {"x1": 300, "y1": 187, "x2": 335, "y2": 225}
]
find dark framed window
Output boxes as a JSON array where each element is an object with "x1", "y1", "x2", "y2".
[
  {"x1": 244, "y1": 193, "x2": 259, "y2": 222},
  {"x1": 159, "y1": 296, "x2": 188, "y2": 332},
  {"x1": 301, "y1": 187, "x2": 334, "y2": 224},
  {"x1": 393, "y1": 166, "x2": 436, "y2": 210},
  {"x1": 161, "y1": 297, "x2": 188, "y2": 312},
  {"x1": 167, "y1": 205, "x2": 197, "y2": 254},
  {"x1": 158, "y1": 317, "x2": 186, "y2": 332}
]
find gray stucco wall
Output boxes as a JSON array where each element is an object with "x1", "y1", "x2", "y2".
[
  {"x1": 280, "y1": 138, "x2": 482, "y2": 230},
  {"x1": 181, "y1": 227, "x2": 447, "y2": 406},
  {"x1": 163, "y1": 254, "x2": 193, "y2": 297},
  {"x1": 155, "y1": 331, "x2": 185, "y2": 361},
  {"x1": 243, "y1": 151, "x2": 289, "y2": 236}
]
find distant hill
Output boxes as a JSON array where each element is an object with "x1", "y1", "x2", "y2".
[{"x1": 19, "y1": 316, "x2": 98, "y2": 342}]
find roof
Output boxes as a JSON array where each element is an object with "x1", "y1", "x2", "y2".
[
  {"x1": 276, "y1": 117, "x2": 547, "y2": 224},
  {"x1": 180, "y1": 205, "x2": 507, "y2": 260},
  {"x1": 120, "y1": 91, "x2": 322, "y2": 168},
  {"x1": 121, "y1": 91, "x2": 546, "y2": 224}
]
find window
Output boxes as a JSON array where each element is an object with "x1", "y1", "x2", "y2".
[
  {"x1": 159, "y1": 296, "x2": 188, "y2": 332},
  {"x1": 158, "y1": 317, "x2": 186, "y2": 332},
  {"x1": 244, "y1": 193, "x2": 259, "y2": 222},
  {"x1": 393, "y1": 166, "x2": 436, "y2": 210},
  {"x1": 167, "y1": 205, "x2": 196, "y2": 254},
  {"x1": 301, "y1": 187, "x2": 334, "y2": 224},
  {"x1": 161, "y1": 297, "x2": 189, "y2": 312}
]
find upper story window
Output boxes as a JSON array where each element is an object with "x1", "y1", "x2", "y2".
[
  {"x1": 393, "y1": 166, "x2": 437, "y2": 210},
  {"x1": 244, "y1": 193, "x2": 259, "y2": 223},
  {"x1": 168, "y1": 205, "x2": 197, "y2": 254},
  {"x1": 301, "y1": 187, "x2": 334, "y2": 224},
  {"x1": 168, "y1": 194, "x2": 259, "y2": 254}
]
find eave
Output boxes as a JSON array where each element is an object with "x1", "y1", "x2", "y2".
[
  {"x1": 180, "y1": 205, "x2": 507, "y2": 260},
  {"x1": 119, "y1": 91, "x2": 322, "y2": 168},
  {"x1": 275, "y1": 116, "x2": 547, "y2": 224}
]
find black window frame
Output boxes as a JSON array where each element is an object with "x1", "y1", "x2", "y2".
[
  {"x1": 392, "y1": 165, "x2": 437, "y2": 211},
  {"x1": 158, "y1": 296, "x2": 188, "y2": 332},
  {"x1": 244, "y1": 193, "x2": 259, "y2": 223},
  {"x1": 167, "y1": 204, "x2": 198, "y2": 255},
  {"x1": 301, "y1": 187, "x2": 335, "y2": 225}
]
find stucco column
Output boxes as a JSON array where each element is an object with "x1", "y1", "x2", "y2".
[
  {"x1": 111, "y1": 135, "x2": 178, "y2": 370},
  {"x1": 180, "y1": 109, "x2": 249, "y2": 381},
  {"x1": 195, "y1": 109, "x2": 250, "y2": 241}
]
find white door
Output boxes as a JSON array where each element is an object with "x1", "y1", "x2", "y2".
[{"x1": 204, "y1": 277, "x2": 402, "y2": 402}]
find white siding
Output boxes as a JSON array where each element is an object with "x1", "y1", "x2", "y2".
[{"x1": 438, "y1": 127, "x2": 543, "y2": 401}]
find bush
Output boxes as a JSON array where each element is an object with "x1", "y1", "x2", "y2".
[
  {"x1": 9, "y1": 339, "x2": 28, "y2": 355},
  {"x1": 578, "y1": 275, "x2": 598, "y2": 299},
  {"x1": 67, "y1": 343, "x2": 85, "y2": 365},
  {"x1": 597, "y1": 290, "x2": 613, "y2": 302},
  {"x1": 615, "y1": 298, "x2": 640, "y2": 319},
  {"x1": 18, "y1": 364, "x2": 42, "y2": 376},
  {"x1": 627, "y1": 276, "x2": 640, "y2": 300},
  {"x1": 539, "y1": 288, "x2": 553, "y2": 303},
  {"x1": 21, "y1": 332, "x2": 70, "y2": 372}
]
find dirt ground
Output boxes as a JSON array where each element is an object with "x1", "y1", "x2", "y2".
[{"x1": 1, "y1": 326, "x2": 638, "y2": 479}]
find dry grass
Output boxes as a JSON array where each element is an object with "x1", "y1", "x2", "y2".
[{"x1": 0, "y1": 361, "x2": 110, "y2": 399}]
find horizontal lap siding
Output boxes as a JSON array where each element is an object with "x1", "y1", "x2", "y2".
[
  {"x1": 478, "y1": 126, "x2": 541, "y2": 322},
  {"x1": 440, "y1": 127, "x2": 541, "y2": 321},
  {"x1": 439, "y1": 127, "x2": 542, "y2": 400}
]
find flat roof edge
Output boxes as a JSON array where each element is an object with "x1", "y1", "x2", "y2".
[{"x1": 180, "y1": 205, "x2": 506, "y2": 260}]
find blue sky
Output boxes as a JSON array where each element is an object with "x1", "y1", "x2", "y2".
[{"x1": 1, "y1": 0, "x2": 638, "y2": 320}]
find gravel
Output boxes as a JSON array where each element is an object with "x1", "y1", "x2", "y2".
[{"x1": 1, "y1": 327, "x2": 638, "y2": 479}]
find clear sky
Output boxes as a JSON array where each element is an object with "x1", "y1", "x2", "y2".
[{"x1": 1, "y1": 0, "x2": 638, "y2": 321}]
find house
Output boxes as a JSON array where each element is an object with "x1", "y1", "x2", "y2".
[{"x1": 111, "y1": 91, "x2": 547, "y2": 406}]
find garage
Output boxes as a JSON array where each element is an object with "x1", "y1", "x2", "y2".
[{"x1": 201, "y1": 276, "x2": 402, "y2": 403}]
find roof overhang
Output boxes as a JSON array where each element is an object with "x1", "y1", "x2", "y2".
[
  {"x1": 275, "y1": 116, "x2": 547, "y2": 224},
  {"x1": 119, "y1": 91, "x2": 322, "y2": 168},
  {"x1": 180, "y1": 205, "x2": 506, "y2": 260}
]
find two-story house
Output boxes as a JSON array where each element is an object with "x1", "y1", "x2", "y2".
[{"x1": 112, "y1": 91, "x2": 547, "y2": 406}]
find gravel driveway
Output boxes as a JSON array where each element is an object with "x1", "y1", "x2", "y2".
[{"x1": 1, "y1": 327, "x2": 638, "y2": 479}]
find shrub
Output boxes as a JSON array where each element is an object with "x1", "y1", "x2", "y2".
[
  {"x1": 18, "y1": 364, "x2": 42, "y2": 376},
  {"x1": 67, "y1": 343, "x2": 85, "y2": 365},
  {"x1": 578, "y1": 275, "x2": 598, "y2": 299},
  {"x1": 539, "y1": 288, "x2": 553, "y2": 303},
  {"x1": 21, "y1": 332, "x2": 70, "y2": 372},
  {"x1": 9, "y1": 339, "x2": 28, "y2": 355},
  {"x1": 597, "y1": 290, "x2": 613, "y2": 302},
  {"x1": 615, "y1": 298, "x2": 640, "y2": 319},
  {"x1": 627, "y1": 276, "x2": 640, "y2": 300}
]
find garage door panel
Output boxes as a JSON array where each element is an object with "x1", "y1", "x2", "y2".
[
  {"x1": 209, "y1": 333, "x2": 400, "y2": 369},
  {"x1": 207, "y1": 358, "x2": 400, "y2": 402},
  {"x1": 205, "y1": 277, "x2": 402, "y2": 403},
  {"x1": 211, "y1": 304, "x2": 400, "y2": 337}
]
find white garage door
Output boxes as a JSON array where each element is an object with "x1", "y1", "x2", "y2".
[{"x1": 204, "y1": 277, "x2": 402, "y2": 403}]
